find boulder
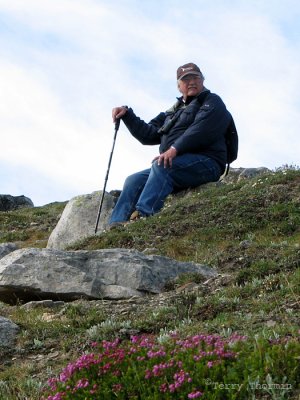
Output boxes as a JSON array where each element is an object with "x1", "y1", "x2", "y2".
[
  {"x1": 0, "y1": 248, "x2": 217, "y2": 304},
  {"x1": 0, "y1": 195, "x2": 34, "y2": 211},
  {"x1": 0, "y1": 317, "x2": 20, "y2": 349},
  {"x1": 47, "y1": 191, "x2": 115, "y2": 250}
]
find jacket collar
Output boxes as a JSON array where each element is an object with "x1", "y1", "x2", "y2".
[{"x1": 177, "y1": 87, "x2": 210, "y2": 105}]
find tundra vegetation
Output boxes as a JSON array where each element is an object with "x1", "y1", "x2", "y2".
[{"x1": 0, "y1": 166, "x2": 299, "y2": 399}]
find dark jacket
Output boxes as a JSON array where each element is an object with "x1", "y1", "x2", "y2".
[{"x1": 122, "y1": 89, "x2": 232, "y2": 172}]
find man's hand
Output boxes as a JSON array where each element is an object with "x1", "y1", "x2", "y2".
[
  {"x1": 112, "y1": 106, "x2": 128, "y2": 123},
  {"x1": 153, "y1": 146, "x2": 178, "y2": 168}
]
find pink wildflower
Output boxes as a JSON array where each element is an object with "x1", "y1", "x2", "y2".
[
  {"x1": 145, "y1": 369, "x2": 152, "y2": 379},
  {"x1": 147, "y1": 349, "x2": 166, "y2": 358},
  {"x1": 169, "y1": 383, "x2": 176, "y2": 393},
  {"x1": 47, "y1": 377, "x2": 58, "y2": 391},
  {"x1": 129, "y1": 346, "x2": 137, "y2": 354},
  {"x1": 188, "y1": 390, "x2": 203, "y2": 398},
  {"x1": 100, "y1": 362, "x2": 112, "y2": 374},
  {"x1": 228, "y1": 332, "x2": 248, "y2": 343},
  {"x1": 75, "y1": 378, "x2": 89, "y2": 389},
  {"x1": 59, "y1": 353, "x2": 101, "y2": 382},
  {"x1": 139, "y1": 336, "x2": 153, "y2": 348},
  {"x1": 152, "y1": 364, "x2": 162, "y2": 376},
  {"x1": 112, "y1": 369, "x2": 121, "y2": 377},
  {"x1": 102, "y1": 338, "x2": 120, "y2": 350},
  {"x1": 90, "y1": 384, "x2": 98, "y2": 394},
  {"x1": 160, "y1": 383, "x2": 168, "y2": 393},
  {"x1": 130, "y1": 335, "x2": 139, "y2": 344},
  {"x1": 112, "y1": 383, "x2": 123, "y2": 392},
  {"x1": 47, "y1": 392, "x2": 66, "y2": 400}
]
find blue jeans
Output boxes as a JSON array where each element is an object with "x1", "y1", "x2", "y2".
[{"x1": 109, "y1": 154, "x2": 222, "y2": 224}]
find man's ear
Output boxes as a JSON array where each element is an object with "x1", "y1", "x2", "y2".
[{"x1": 177, "y1": 82, "x2": 182, "y2": 93}]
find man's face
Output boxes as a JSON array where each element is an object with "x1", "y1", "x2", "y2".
[{"x1": 178, "y1": 74, "x2": 204, "y2": 100}]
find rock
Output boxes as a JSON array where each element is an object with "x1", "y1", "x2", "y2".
[
  {"x1": 237, "y1": 167, "x2": 270, "y2": 180},
  {"x1": 0, "y1": 195, "x2": 34, "y2": 211},
  {"x1": 0, "y1": 243, "x2": 19, "y2": 260},
  {"x1": 47, "y1": 191, "x2": 115, "y2": 250},
  {"x1": 239, "y1": 240, "x2": 253, "y2": 249},
  {"x1": 0, "y1": 248, "x2": 217, "y2": 304},
  {"x1": 0, "y1": 317, "x2": 20, "y2": 349},
  {"x1": 21, "y1": 300, "x2": 65, "y2": 310},
  {"x1": 98, "y1": 285, "x2": 144, "y2": 300},
  {"x1": 222, "y1": 167, "x2": 271, "y2": 183},
  {"x1": 266, "y1": 320, "x2": 276, "y2": 327}
]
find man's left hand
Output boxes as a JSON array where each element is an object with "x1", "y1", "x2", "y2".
[{"x1": 154, "y1": 146, "x2": 177, "y2": 168}]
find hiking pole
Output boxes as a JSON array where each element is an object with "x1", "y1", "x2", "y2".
[{"x1": 94, "y1": 119, "x2": 121, "y2": 234}]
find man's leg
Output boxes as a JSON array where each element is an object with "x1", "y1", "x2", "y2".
[
  {"x1": 109, "y1": 169, "x2": 150, "y2": 224},
  {"x1": 135, "y1": 154, "x2": 221, "y2": 216}
]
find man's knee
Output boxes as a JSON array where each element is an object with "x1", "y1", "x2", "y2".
[
  {"x1": 124, "y1": 170, "x2": 149, "y2": 188},
  {"x1": 151, "y1": 160, "x2": 170, "y2": 176},
  {"x1": 124, "y1": 173, "x2": 137, "y2": 187}
]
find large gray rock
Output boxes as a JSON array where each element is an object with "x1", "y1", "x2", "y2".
[
  {"x1": 47, "y1": 191, "x2": 115, "y2": 250},
  {"x1": 0, "y1": 243, "x2": 19, "y2": 260},
  {"x1": 0, "y1": 317, "x2": 20, "y2": 349},
  {"x1": 0, "y1": 195, "x2": 34, "y2": 211},
  {"x1": 0, "y1": 248, "x2": 217, "y2": 304}
]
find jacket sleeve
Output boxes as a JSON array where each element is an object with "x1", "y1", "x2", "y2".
[
  {"x1": 122, "y1": 108, "x2": 166, "y2": 146},
  {"x1": 172, "y1": 95, "x2": 231, "y2": 154}
]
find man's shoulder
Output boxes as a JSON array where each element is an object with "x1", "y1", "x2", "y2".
[
  {"x1": 203, "y1": 91, "x2": 226, "y2": 107},
  {"x1": 203, "y1": 90, "x2": 221, "y2": 100},
  {"x1": 195, "y1": 89, "x2": 222, "y2": 107}
]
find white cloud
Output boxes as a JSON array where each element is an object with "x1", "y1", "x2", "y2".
[{"x1": 0, "y1": 0, "x2": 299, "y2": 205}]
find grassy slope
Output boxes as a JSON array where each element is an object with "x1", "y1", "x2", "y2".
[
  {"x1": 0, "y1": 169, "x2": 299, "y2": 399},
  {"x1": 0, "y1": 201, "x2": 67, "y2": 248}
]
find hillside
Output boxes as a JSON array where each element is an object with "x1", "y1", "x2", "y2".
[{"x1": 0, "y1": 167, "x2": 299, "y2": 399}]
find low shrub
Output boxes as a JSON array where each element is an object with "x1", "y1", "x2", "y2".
[{"x1": 43, "y1": 331, "x2": 299, "y2": 399}]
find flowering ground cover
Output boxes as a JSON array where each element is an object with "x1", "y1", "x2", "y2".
[{"x1": 43, "y1": 331, "x2": 299, "y2": 399}]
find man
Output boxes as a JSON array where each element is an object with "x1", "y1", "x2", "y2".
[{"x1": 109, "y1": 62, "x2": 233, "y2": 228}]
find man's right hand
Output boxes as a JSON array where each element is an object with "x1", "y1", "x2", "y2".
[{"x1": 112, "y1": 106, "x2": 128, "y2": 123}]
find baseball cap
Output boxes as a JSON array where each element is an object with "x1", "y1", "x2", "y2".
[{"x1": 177, "y1": 62, "x2": 202, "y2": 80}]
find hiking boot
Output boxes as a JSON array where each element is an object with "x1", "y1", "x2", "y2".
[
  {"x1": 107, "y1": 221, "x2": 126, "y2": 230},
  {"x1": 130, "y1": 210, "x2": 142, "y2": 221}
]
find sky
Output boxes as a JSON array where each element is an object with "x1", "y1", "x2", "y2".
[{"x1": 0, "y1": 0, "x2": 299, "y2": 206}]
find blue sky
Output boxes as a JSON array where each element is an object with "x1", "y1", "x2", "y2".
[{"x1": 0, "y1": 0, "x2": 299, "y2": 206}]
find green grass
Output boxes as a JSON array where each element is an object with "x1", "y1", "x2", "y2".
[
  {"x1": 0, "y1": 168, "x2": 299, "y2": 399},
  {"x1": 0, "y1": 201, "x2": 67, "y2": 248}
]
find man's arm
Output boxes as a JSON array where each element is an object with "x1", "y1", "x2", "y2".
[{"x1": 121, "y1": 108, "x2": 165, "y2": 146}]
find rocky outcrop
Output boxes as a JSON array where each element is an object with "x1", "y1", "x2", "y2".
[
  {"x1": 222, "y1": 167, "x2": 270, "y2": 183},
  {"x1": 47, "y1": 191, "x2": 115, "y2": 250},
  {"x1": 0, "y1": 248, "x2": 217, "y2": 304},
  {"x1": 0, "y1": 317, "x2": 20, "y2": 349},
  {"x1": 0, "y1": 195, "x2": 34, "y2": 211}
]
